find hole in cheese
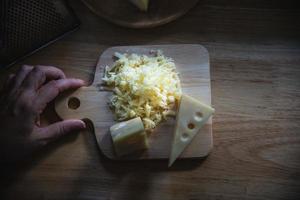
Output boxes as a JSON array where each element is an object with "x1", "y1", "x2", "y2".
[
  {"x1": 188, "y1": 123, "x2": 195, "y2": 129},
  {"x1": 181, "y1": 133, "x2": 189, "y2": 142},
  {"x1": 194, "y1": 111, "x2": 203, "y2": 121}
]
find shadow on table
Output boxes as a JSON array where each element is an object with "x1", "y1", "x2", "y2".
[
  {"x1": 0, "y1": 101, "x2": 81, "y2": 199},
  {"x1": 0, "y1": 135, "x2": 80, "y2": 199},
  {"x1": 84, "y1": 116, "x2": 208, "y2": 173},
  {"x1": 73, "y1": 121, "x2": 208, "y2": 200},
  {"x1": 0, "y1": 102, "x2": 207, "y2": 200}
]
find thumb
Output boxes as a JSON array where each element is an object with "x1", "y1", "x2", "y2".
[{"x1": 38, "y1": 119, "x2": 86, "y2": 142}]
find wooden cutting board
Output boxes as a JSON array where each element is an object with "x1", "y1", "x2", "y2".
[{"x1": 55, "y1": 44, "x2": 213, "y2": 160}]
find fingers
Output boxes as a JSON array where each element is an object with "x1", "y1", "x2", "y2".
[
  {"x1": 21, "y1": 65, "x2": 66, "y2": 90},
  {"x1": 11, "y1": 65, "x2": 34, "y2": 92},
  {"x1": 1, "y1": 73, "x2": 15, "y2": 93},
  {"x1": 34, "y1": 119, "x2": 86, "y2": 142},
  {"x1": 34, "y1": 78, "x2": 85, "y2": 113},
  {"x1": 5, "y1": 74, "x2": 16, "y2": 88}
]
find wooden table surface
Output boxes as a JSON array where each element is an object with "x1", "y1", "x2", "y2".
[{"x1": 1, "y1": 0, "x2": 300, "y2": 199}]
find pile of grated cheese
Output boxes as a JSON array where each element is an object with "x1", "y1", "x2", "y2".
[{"x1": 102, "y1": 51, "x2": 182, "y2": 131}]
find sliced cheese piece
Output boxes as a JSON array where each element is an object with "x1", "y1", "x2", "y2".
[
  {"x1": 110, "y1": 117, "x2": 148, "y2": 156},
  {"x1": 168, "y1": 94, "x2": 215, "y2": 167},
  {"x1": 129, "y1": 0, "x2": 149, "y2": 11}
]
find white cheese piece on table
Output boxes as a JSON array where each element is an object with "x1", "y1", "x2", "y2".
[
  {"x1": 168, "y1": 94, "x2": 215, "y2": 167},
  {"x1": 110, "y1": 117, "x2": 148, "y2": 156}
]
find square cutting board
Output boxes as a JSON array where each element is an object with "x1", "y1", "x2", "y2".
[{"x1": 55, "y1": 44, "x2": 213, "y2": 160}]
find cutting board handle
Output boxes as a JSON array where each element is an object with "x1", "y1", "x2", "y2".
[
  {"x1": 55, "y1": 84, "x2": 116, "y2": 159},
  {"x1": 55, "y1": 86, "x2": 91, "y2": 120},
  {"x1": 55, "y1": 85, "x2": 112, "y2": 120}
]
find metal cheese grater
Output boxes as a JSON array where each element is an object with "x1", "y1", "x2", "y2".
[{"x1": 0, "y1": 0, "x2": 79, "y2": 69}]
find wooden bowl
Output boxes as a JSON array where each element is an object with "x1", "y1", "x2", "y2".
[{"x1": 81, "y1": 0, "x2": 200, "y2": 28}]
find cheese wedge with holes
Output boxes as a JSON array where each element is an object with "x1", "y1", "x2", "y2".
[{"x1": 168, "y1": 94, "x2": 214, "y2": 167}]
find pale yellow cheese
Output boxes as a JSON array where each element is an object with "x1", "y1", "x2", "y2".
[
  {"x1": 168, "y1": 95, "x2": 215, "y2": 167},
  {"x1": 129, "y1": 0, "x2": 149, "y2": 11},
  {"x1": 110, "y1": 117, "x2": 148, "y2": 156}
]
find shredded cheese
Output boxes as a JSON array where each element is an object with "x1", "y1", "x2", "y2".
[{"x1": 102, "y1": 51, "x2": 182, "y2": 131}]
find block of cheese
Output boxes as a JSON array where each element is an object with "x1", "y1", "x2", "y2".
[
  {"x1": 110, "y1": 117, "x2": 149, "y2": 156},
  {"x1": 129, "y1": 0, "x2": 149, "y2": 11},
  {"x1": 168, "y1": 94, "x2": 215, "y2": 167}
]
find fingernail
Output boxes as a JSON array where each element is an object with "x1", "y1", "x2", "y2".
[
  {"x1": 24, "y1": 65, "x2": 35, "y2": 70},
  {"x1": 76, "y1": 79, "x2": 85, "y2": 85},
  {"x1": 73, "y1": 119, "x2": 86, "y2": 129},
  {"x1": 80, "y1": 120, "x2": 86, "y2": 129}
]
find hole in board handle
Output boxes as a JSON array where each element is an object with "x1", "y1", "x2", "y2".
[{"x1": 68, "y1": 97, "x2": 80, "y2": 110}]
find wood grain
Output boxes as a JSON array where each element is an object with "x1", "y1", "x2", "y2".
[
  {"x1": 81, "y1": 0, "x2": 199, "y2": 28},
  {"x1": 55, "y1": 44, "x2": 213, "y2": 160},
  {"x1": 0, "y1": 0, "x2": 300, "y2": 199}
]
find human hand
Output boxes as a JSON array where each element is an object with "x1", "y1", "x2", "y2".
[{"x1": 0, "y1": 65, "x2": 86, "y2": 162}]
